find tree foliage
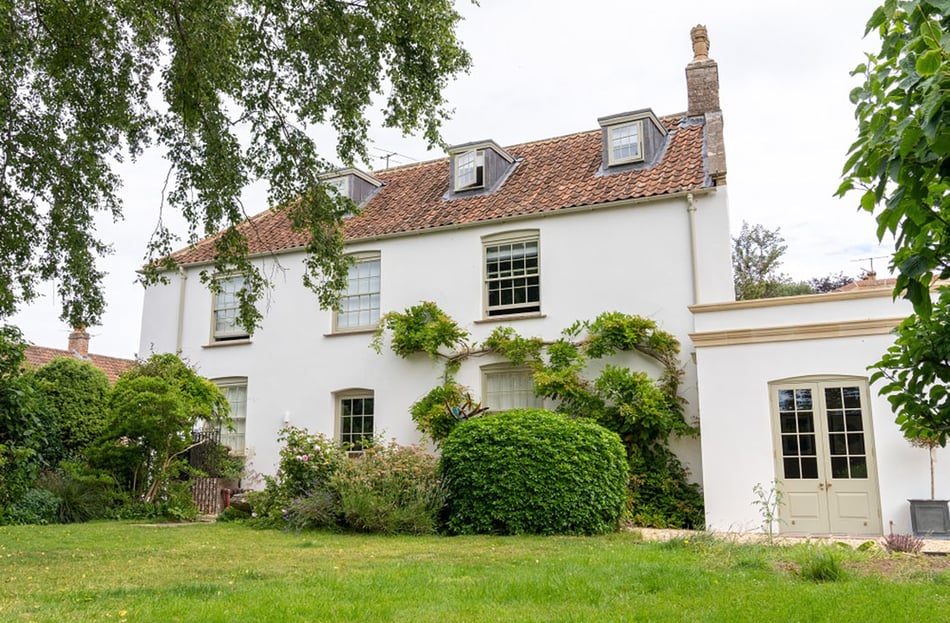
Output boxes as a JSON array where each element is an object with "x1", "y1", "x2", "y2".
[
  {"x1": 88, "y1": 354, "x2": 229, "y2": 504},
  {"x1": 732, "y1": 221, "x2": 795, "y2": 300},
  {"x1": 34, "y1": 357, "x2": 112, "y2": 462},
  {"x1": 871, "y1": 287, "x2": 950, "y2": 448},
  {"x1": 809, "y1": 271, "x2": 856, "y2": 293},
  {"x1": 839, "y1": 0, "x2": 950, "y2": 316},
  {"x1": 0, "y1": 0, "x2": 472, "y2": 330},
  {"x1": 0, "y1": 326, "x2": 57, "y2": 508},
  {"x1": 733, "y1": 222, "x2": 859, "y2": 299}
]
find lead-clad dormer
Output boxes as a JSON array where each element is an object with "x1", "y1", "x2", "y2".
[
  {"x1": 597, "y1": 109, "x2": 667, "y2": 172},
  {"x1": 322, "y1": 167, "x2": 383, "y2": 206},
  {"x1": 446, "y1": 140, "x2": 516, "y2": 198}
]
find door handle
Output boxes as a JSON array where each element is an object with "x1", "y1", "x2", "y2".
[{"x1": 818, "y1": 482, "x2": 825, "y2": 491}]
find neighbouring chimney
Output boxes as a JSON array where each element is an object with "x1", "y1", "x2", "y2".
[
  {"x1": 686, "y1": 25, "x2": 726, "y2": 185},
  {"x1": 68, "y1": 327, "x2": 90, "y2": 358}
]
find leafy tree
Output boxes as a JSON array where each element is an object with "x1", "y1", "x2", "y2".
[
  {"x1": 0, "y1": 1, "x2": 472, "y2": 331},
  {"x1": 732, "y1": 221, "x2": 797, "y2": 299},
  {"x1": 733, "y1": 222, "x2": 859, "y2": 299},
  {"x1": 839, "y1": 1, "x2": 950, "y2": 316},
  {"x1": 809, "y1": 271, "x2": 856, "y2": 293},
  {"x1": 88, "y1": 354, "x2": 229, "y2": 504},
  {"x1": 34, "y1": 357, "x2": 112, "y2": 462},
  {"x1": 0, "y1": 326, "x2": 58, "y2": 508},
  {"x1": 870, "y1": 287, "x2": 950, "y2": 497}
]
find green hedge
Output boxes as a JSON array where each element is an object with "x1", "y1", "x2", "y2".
[{"x1": 440, "y1": 409, "x2": 628, "y2": 535}]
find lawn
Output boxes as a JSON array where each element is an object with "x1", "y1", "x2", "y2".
[{"x1": 2, "y1": 522, "x2": 949, "y2": 622}]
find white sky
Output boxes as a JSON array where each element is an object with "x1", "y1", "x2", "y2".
[{"x1": 9, "y1": 0, "x2": 890, "y2": 358}]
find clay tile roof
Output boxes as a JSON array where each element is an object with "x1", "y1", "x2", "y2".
[
  {"x1": 171, "y1": 114, "x2": 710, "y2": 265},
  {"x1": 832, "y1": 277, "x2": 898, "y2": 293},
  {"x1": 24, "y1": 345, "x2": 135, "y2": 384}
]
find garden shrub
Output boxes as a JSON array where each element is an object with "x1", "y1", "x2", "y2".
[
  {"x1": 330, "y1": 441, "x2": 445, "y2": 535},
  {"x1": 440, "y1": 409, "x2": 628, "y2": 535},
  {"x1": 283, "y1": 489, "x2": 339, "y2": 532},
  {"x1": 37, "y1": 464, "x2": 121, "y2": 523},
  {"x1": 4, "y1": 487, "x2": 61, "y2": 525},
  {"x1": 34, "y1": 357, "x2": 111, "y2": 462},
  {"x1": 247, "y1": 427, "x2": 346, "y2": 525},
  {"x1": 251, "y1": 428, "x2": 443, "y2": 534}
]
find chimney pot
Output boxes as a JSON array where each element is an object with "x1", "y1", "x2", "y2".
[
  {"x1": 68, "y1": 327, "x2": 90, "y2": 358},
  {"x1": 690, "y1": 24, "x2": 710, "y2": 61}
]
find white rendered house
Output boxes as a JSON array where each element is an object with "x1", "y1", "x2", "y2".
[
  {"x1": 139, "y1": 24, "x2": 942, "y2": 537},
  {"x1": 139, "y1": 27, "x2": 732, "y2": 491}
]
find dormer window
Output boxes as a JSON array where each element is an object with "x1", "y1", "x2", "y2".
[
  {"x1": 326, "y1": 175, "x2": 350, "y2": 197},
  {"x1": 321, "y1": 168, "x2": 383, "y2": 205},
  {"x1": 447, "y1": 140, "x2": 516, "y2": 198},
  {"x1": 455, "y1": 149, "x2": 485, "y2": 191},
  {"x1": 598, "y1": 109, "x2": 667, "y2": 171},
  {"x1": 608, "y1": 122, "x2": 643, "y2": 165}
]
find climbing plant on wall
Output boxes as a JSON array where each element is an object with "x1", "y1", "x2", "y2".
[{"x1": 372, "y1": 303, "x2": 705, "y2": 529}]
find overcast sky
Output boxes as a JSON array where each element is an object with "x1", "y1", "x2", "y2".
[{"x1": 9, "y1": 0, "x2": 889, "y2": 359}]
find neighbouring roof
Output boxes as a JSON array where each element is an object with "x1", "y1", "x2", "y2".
[
  {"x1": 833, "y1": 277, "x2": 898, "y2": 293},
  {"x1": 24, "y1": 345, "x2": 135, "y2": 384},
  {"x1": 171, "y1": 114, "x2": 712, "y2": 265}
]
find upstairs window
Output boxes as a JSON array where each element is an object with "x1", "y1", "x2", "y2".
[
  {"x1": 598, "y1": 109, "x2": 666, "y2": 170},
  {"x1": 335, "y1": 254, "x2": 381, "y2": 331},
  {"x1": 455, "y1": 149, "x2": 485, "y2": 191},
  {"x1": 326, "y1": 175, "x2": 349, "y2": 196},
  {"x1": 608, "y1": 121, "x2": 643, "y2": 165},
  {"x1": 213, "y1": 276, "x2": 249, "y2": 341},
  {"x1": 483, "y1": 231, "x2": 540, "y2": 317}
]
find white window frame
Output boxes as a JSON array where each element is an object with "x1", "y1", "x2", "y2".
[
  {"x1": 607, "y1": 120, "x2": 644, "y2": 165},
  {"x1": 482, "y1": 365, "x2": 543, "y2": 412},
  {"x1": 454, "y1": 148, "x2": 485, "y2": 191},
  {"x1": 214, "y1": 378, "x2": 248, "y2": 455},
  {"x1": 212, "y1": 275, "x2": 250, "y2": 341},
  {"x1": 325, "y1": 175, "x2": 350, "y2": 198},
  {"x1": 482, "y1": 230, "x2": 541, "y2": 318},
  {"x1": 336, "y1": 390, "x2": 375, "y2": 451},
  {"x1": 334, "y1": 253, "x2": 381, "y2": 331}
]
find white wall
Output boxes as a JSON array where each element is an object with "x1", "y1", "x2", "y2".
[
  {"x1": 139, "y1": 189, "x2": 732, "y2": 481},
  {"x1": 694, "y1": 293, "x2": 946, "y2": 534}
]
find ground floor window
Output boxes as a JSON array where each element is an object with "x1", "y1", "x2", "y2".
[
  {"x1": 215, "y1": 379, "x2": 247, "y2": 454},
  {"x1": 483, "y1": 366, "x2": 543, "y2": 412},
  {"x1": 338, "y1": 391, "x2": 374, "y2": 450}
]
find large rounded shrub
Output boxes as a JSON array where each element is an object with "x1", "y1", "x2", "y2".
[
  {"x1": 35, "y1": 357, "x2": 111, "y2": 461},
  {"x1": 440, "y1": 409, "x2": 628, "y2": 535}
]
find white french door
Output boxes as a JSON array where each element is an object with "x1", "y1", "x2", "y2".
[{"x1": 769, "y1": 378, "x2": 882, "y2": 535}]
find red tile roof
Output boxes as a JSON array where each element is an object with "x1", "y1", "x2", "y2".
[
  {"x1": 171, "y1": 115, "x2": 711, "y2": 265},
  {"x1": 833, "y1": 277, "x2": 898, "y2": 293},
  {"x1": 24, "y1": 346, "x2": 135, "y2": 384}
]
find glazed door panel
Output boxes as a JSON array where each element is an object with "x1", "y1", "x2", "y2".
[{"x1": 771, "y1": 380, "x2": 882, "y2": 535}]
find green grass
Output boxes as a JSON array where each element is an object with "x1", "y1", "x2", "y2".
[{"x1": 1, "y1": 523, "x2": 948, "y2": 622}]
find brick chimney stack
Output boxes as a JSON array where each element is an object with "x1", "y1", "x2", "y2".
[
  {"x1": 686, "y1": 25, "x2": 726, "y2": 185},
  {"x1": 68, "y1": 327, "x2": 90, "y2": 357}
]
